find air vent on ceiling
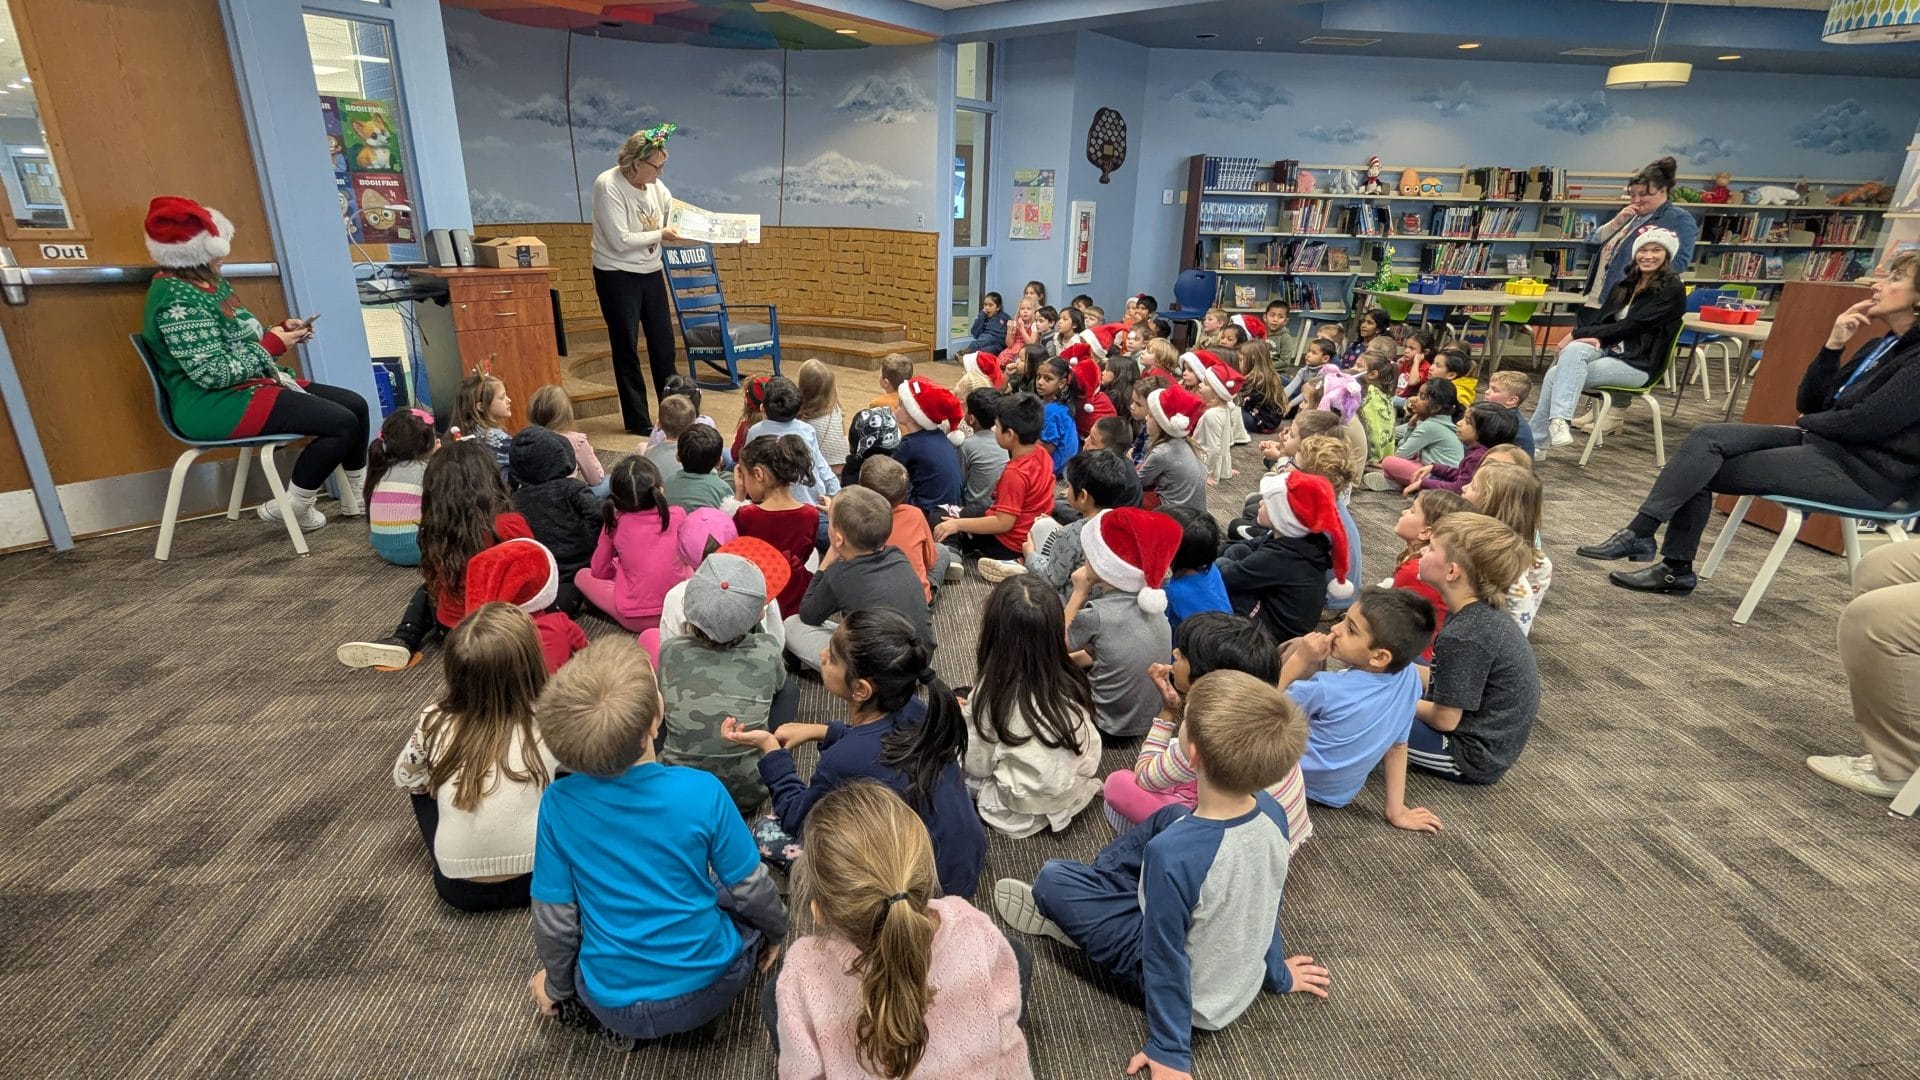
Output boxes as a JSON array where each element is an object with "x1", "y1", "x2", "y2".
[
  {"x1": 1561, "y1": 46, "x2": 1645, "y2": 57},
  {"x1": 1299, "y1": 36, "x2": 1381, "y2": 47}
]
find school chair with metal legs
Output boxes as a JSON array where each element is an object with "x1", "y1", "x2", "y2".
[{"x1": 1699, "y1": 494, "x2": 1917, "y2": 626}]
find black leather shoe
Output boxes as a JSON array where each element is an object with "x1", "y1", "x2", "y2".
[
  {"x1": 1609, "y1": 562, "x2": 1697, "y2": 595},
  {"x1": 1576, "y1": 528, "x2": 1657, "y2": 562}
]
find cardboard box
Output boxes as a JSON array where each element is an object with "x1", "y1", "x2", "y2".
[{"x1": 473, "y1": 235, "x2": 549, "y2": 268}]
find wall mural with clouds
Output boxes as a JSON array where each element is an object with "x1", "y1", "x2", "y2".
[
  {"x1": 1125, "y1": 47, "x2": 1919, "y2": 288},
  {"x1": 444, "y1": 6, "x2": 937, "y2": 230}
]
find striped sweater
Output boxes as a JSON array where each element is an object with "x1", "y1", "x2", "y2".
[
  {"x1": 1131, "y1": 714, "x2": 1314, "y2": 853},
  {"x1": 369, "y1": 458, "x2": 427, "y2": 566}
]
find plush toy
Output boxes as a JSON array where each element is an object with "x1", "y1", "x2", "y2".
[
  {"x1": 1419, "y1": 176, "x2": 1445, "y2": 196},
  {"x1": 1328, "y1": 167, "x2": 1358, "y2": 195},
  {"x1": 1397, "y1": 167, "x2": 1422, "y2": 197},
  {"x1": 1745, "y1": 184, "x2": 1804, "y2": 207},
  {"x1": 1296, "y1": 169, "x2": 1317, "y2": 194},
  {"x1": 1672, "y1": 186, "x2": 1703, "y2": 203},
  {"x1": 1831, "y1": 180, "x2": 1891, "y2": 207},
  {"x1": 1701, "y1": 171, "x2": 1732, "y2": 205},
  {"x1": 1317, "y1": 364, "x2": 1363, "y2": 425},
  {"x1": 1361, "y1": 156, "x2": 1387, "y2": 195}
]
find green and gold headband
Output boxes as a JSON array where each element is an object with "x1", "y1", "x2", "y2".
[{"x1": 638, "y1": 122, "x2": 676, "y2": 152}]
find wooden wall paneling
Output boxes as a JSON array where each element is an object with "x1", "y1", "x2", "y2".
[{"x1": 0, "y1": 400, "x2": 29, "y2": 491}]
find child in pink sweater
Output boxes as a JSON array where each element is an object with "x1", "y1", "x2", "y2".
[
  {"x1": 574, "y1": 456, "x2": 689, "y2": 633},
  {"x1": 769, "y1": 782, "x2": 1030, "y2": 1079}
]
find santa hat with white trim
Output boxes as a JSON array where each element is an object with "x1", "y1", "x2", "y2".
[
  {"x1": 897, "y1": 377, "x2": 966, "y2": 445},
  {"x1": 962, "y1": 350, "x2": 1005, "y2": 389},
  {"x1": 1075, "y1": 321, "x2": 1126, "y2": 359},
  {"x1": 144, "y1": 196, "x2": 234, "y2": 268},
  {"x1": 1180, "y1": 349, "x2": 1223, "y2": 383},
  {"x1": 1146, "y1": 385, "x2": 1205, "y2": 439},
  {"x1": 1057, "y1": 340, "x2": 1094, "y2": 365},
  {"x1": 1079, "y1": 508, "x2": 1182, "y2": 615},
  {"x1": 1258, "y1": 470, "x2": 1354, "y2": 599},
  {"x1": 1230, "y1": 313, "x2": 1268, "y2": 340},
  {"x1": 1199, "y1": 361, "x2": 1243, "y2": 403},
  {"x1": 1070, "y1": 358, "x2": 1105, "y2": 411},
  {"x1": 464, "y1": 537, "x2": 561, "y2": 615}
]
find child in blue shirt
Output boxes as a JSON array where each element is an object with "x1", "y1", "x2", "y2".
[
  {"x1": 960, "y1": 291, "x2": 1010, "y2": 355},
  {"x1": 1278, "y1": 587, "x2": 1441, "y2": 831},
  {"x1": 1162, "y1": 505, "x2": 1231, "y2": 634},
  {"x1": 889, "y1": 377, "x2": 966, "y2": 523},
  {"x1": 746, "y1": 376, "x2": 840, "y2": 506},
  {"x1": 527, "y1": 640, "x2": 789, "y2": 1050},
  {"x1": 995, "y1": 670, "x2": 1331, "y2": 1077},
  {"x1": 1031, "y1": 349, "x2": 1080, "y2": 476}
]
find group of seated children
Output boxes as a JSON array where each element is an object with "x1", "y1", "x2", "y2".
[{"x1": 358, "y1": 285, "x2": 1559, "y2": 1079}]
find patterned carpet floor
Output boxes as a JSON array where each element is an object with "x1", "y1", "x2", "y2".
[{"x1": 1, "y1": 386, "x2": 1916, "y2": 1078}]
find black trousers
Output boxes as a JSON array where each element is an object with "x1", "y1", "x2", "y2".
[
  {"x1": 1635, "y1": 423, "x2": 1883, "y2": 561},
  {"x1": 409, "y1": 793, "x2": 530, "y2": 913},
  {"x1": 593, "y1": 266, "x2": 678, "y2": 435},
  {"x1": 254, "y1": 382, "x2": 370, "y2": 489}
]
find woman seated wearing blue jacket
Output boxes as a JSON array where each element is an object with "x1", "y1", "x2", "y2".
[{"x1": 1579, "y1": 251, "x2": 1920, "y2": 596}]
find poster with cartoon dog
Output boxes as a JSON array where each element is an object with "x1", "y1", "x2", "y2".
[{"x1": 338, "y1": 97, "x2": 403, "y2": 175}]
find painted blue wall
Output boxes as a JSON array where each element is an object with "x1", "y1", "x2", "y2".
[
  {"x1": 993, "y1": 35, "x2": 1077, "y2": 301},
  {"x1": 1064, "y1": 31, "x2": 1146, "y2": 307}
]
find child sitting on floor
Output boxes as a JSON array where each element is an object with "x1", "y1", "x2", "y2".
[
  {"x1": 392, "y1": 601, "x2": 557, "y2": 913},
  {"x1": 772, "y1": 783, "x2": 1030, "y2": 1077},
  {"x1": 651, "y1": 375, "x2": 720, "y2": 454},
  {"x1": 933, "y1": 392, "x2": 1053, "y2": 563},
  {"x1": 870, "y1": 353, "x2": 916, "y2": 410},
  {"x1": 1032, "y1": 352, "x2": 1082, "y2": 477},
  {"x1": 1365, "y1": 377, "x2": 1465, "y2": 491},
  {"x1": 996, "y1": 670, "x2": 1330, "y2": 1080},
  {"x1": 1483, "y1": 371, "x2": 1536, "y2": 458},
  {"x1": 787, "y1": 487, "x2": 934, "y2": 669},
  {"x1": 576, "y1": 456, "x2": 688, "y2": 633},
  {"x1": 748, "y1": 377, "x2": 840, "y2": 506},
  {"x1": 528, "y1": 640, "x2": 788, "y2": 1050},
  {"x1": 1104, "y1": 611, "x2": 1314, "y2": 847},
  {"x1": 957, "y1": 388, "x2": 1009, "y2": 518},
  {"x1": 663, "y1": 424, "x2": 731, "y2": 512},
  {"x1": 1070, "y1": 356, "x2": 1117, "y2": 440},
  {"x1": 1358, "y1": 356, "x2": 1398, "y2": 468},
  {"x1": 528, "y1": 385, "x2": 605, "y2": 493},
  {"x1": 958, "y1": 293, "x2": 1009, "y2": 358},
  {"x1": 1278, "y1": 588, "x2": 1438, "y2": 829},
  {"x1": 367, "y1": 407, "x2": 436, "y2": 567},
  {"x1": 732, "y1": 376, "x2": 769, "y2": 465},
  {"x1": 1433, "y1": 346, "x2": 1478, "y2": 402},
  {"x1": 979, "y1": 447, "x2": 1135, "y2": 593},
  {"x1": 1401, "y1": 400, "x2": 1519, "y2": 496},
  {"x1": 733, "y1": 434, "x2": 821, "y2": 620},
  {"x1": 1409, "y1": 513, "x2": 1541, "y2": 784},
  {"x1": 1161, "y1": 506, "x2": 1231, "y2": 633},
  {"x1": 722, "y1": 608, "x2": 987, "y2": 899},
  {"x1": 1221, "y1": 466, "x2": 1352, "y2": 643},
  {"x1": 954, "y1": 349, "x2": 1005, "y2": 402},
  {"x1": 1238, "y1": 339, "x2": 1287, "y2": 435},
  {"x1": 457, "y1": 373, "x2": 513, "y2": 480},
  {"x1": 963, "y1": 576, "x2": 1103, "y2": 838},
  {"x1": 1067, "y1": 507, "x2": 1178, "y2": 739},
  {"x1": 464, "y1": 538, "x2": 588, "y2": 674},
  {"x1": 509, "y1": 425, "x2": 601, "y2": 616},
  {"x1": 1136, "y1": 385, "x2": 1208, "y2": 516},
  {"x1": 862, "y1": 456, "x2": 939, "y2": 600},
  {"x1": 891, "y1": 377, "x2": 967, "y2": 524},
  {"x1": 1386, "y1": 490, "x2": 1471, "y2": 662},
  {"x1": 1464, "y1": 460, "x2": 1552, "y2": 637},
  {"x1": 796, "y1": 359, "x2": 850, "y2": 478}
]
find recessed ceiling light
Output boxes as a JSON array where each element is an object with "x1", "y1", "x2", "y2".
[
  {"x1": 1196, "y1": 33, "x2": 1217, "y2": 40},
  {"x1": 1717, "y1": 54, "x2": 1741, "y2": 60},
  {"x1": 311, "y1": 65, "x2": 345, "y2": 76},
  {"x1": 1457, "y1": 42, "x2": 1480, "y2": 50},
  {"x1": 835, "y1": 27, "x2": 857, "y2": 34}
]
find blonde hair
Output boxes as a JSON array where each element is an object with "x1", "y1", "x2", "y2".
[
  {"x1": 1489, "y1": 370, "x2": 1532, "y2": 404},
  {"x1": 1204, "y1": 305, "x2": 1230, "y2": 326},
  {"x1": 1294, "y1": 434, "x2": 1354, "y2": 493},
  {"x1": 425, "y1": 603, "x2": 551, "y2": 813},
  {"x1": 527, "y1": 385, "x2": 576, "y2": 434},
  {"x1": 879, "y1": 354, "x2": 915, "y2": 389},
  {"x1": 535, "y1": 638, "x2": 659, "y2": 777},
  {"x1": 1470, "y1": 462, "x2": 1543, "y2": 554},
  {"x1": 1363, "y1": 336, "x2": 1397, "y2": 365},
  {"x1": 795, "y1": 782, "x2": 940, "y2": 1080},
  {"x1": 1236, "y1": 339, "x2": 1285, "y2": 406},
  {"x1": 859, "y1": 455, "x2": 910, "y2": 506},
  {"x1": 1182, "y1": 670, "x2": 1306, "y2": 795},
  {"x1": 457, "y1": 374, "x2": 506, "y2": 433},
  {"x1": 1430, "y1": 512, "x2": 1533, "y2": 604},
  {"x1": 616, "y1": 129, "x2": 666, "y2": 171},
  {"x1": 1140, "y1": 339, "x2": 1179, "y2": 373},
  {"x1": 1482, "y1": 444, "x2": 1533, "y2": 470},
  {"x1": 1398, "y1": 489, "x2": 1471, "y2": 563},
  {"x1": 797, "y1": 358, "x2": 841, "y2": 421}
]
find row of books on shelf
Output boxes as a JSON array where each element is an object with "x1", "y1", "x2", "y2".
[
  {"x1": 1465, "y1": 165, "x2": 1564, "y2": 202},
  {"x1": 1214, "y1": 238, "x2": 1353, "y2": 273},
  {"x1": 1818, "y1": 215, "x2": 1871, "y2": 246},
  {"x1": 1197, "y1": 200, "x2": 1271, "y2": 232},
  {"x1": 1799, "y1": 251, "x2": 1866, "y2": 282},
  {"x1": 1541, "y1": 208, "x2": 1600, "y2": 241},
  {"x1": 1203, "y1": 157, "x2": 1268, "y2": 192},
  {"x1": 1711, "y1": 252, "x2": 1788, "y2": 281},
  {"x1": 1535, "y1": 249, "x2": 1586, "y2": 279},
  {"x1": 1421, "y1": 242, "x2": 1503, "y2": 275}
]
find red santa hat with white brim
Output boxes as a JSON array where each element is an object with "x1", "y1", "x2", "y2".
[
  {"x1": 464, "y1": 537, "x2": 561, "y2": 615},
  {"x1": 1258, "y1": 470, "x2": 1353, "y2": 599},
  {"x1": 1147, "y1": 385, "x2": 1206, "y2": 439},
  {"x1": 1230, "y1": 313, "x2": 1268, "y2": 340},
  {"x1": 962, "y1": 350, "x2": 1005, "y2": 389},
  {"x1": 897, "y1": 377, "x2": 967, "y2": 445},
  {"x1": 1070, "y1": 358, "x2": 1105, "y2": 411},
  {"x1": 1076, "y1": 321, "x2": 1126, "y2": 359},
  {"x1": 1079, "y1": 508, "x2": 1182, "y2": 615},
  {"x1": 144, "y1": 196, "x2": 234, "y2": 268},
  {"x1": 1057, "y1": 340, "x2": 1094, "y2": 365},
  {"x1": 1200, "y1": 362, "x2": 1243, "y2": 403}
]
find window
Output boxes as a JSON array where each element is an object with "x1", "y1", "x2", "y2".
[
  {"x1": 305, "y1": 11, "x2": 422, "y2": 262},
  {"x1": 950, "y1": 42, "x2": 996, "y2": 347},
  {"x1": 952, "y1": 107, "x2": 988, "y2": 249},
  {"x1": 951, "y1": 255, "x2": 984, "y2": 340},
  {"x1": 955, "y1": 41, "x2": 992, "y2": 102},
  {"x1": 0, "y1": 2, "x2": 73, "y2": 231}
]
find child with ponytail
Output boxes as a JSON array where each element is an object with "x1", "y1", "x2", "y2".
[
  {"x1": 366, "y1": 407, "x2": 437, "y2": 566},
  {"x1": 575, "y1": 455, "x2": 688, "y2": 632},
  {"x1": 770, "y1": 782, "x2": 1030, "y2": 1078},
  {"x1": 1030, "y1": 350, "x2": 1080, "y2": 475},
  {"x1": 722, "y1": 607, "x2": 986, "y2": 900}
]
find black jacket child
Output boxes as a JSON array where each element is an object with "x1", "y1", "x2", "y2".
[
  {"x1": 1218, "y1": 532, "x2": 1332, "y2": 642},
  {"x1": 1571, "y1": 275, "x2": 1686, "y2": 377},
  {"x1": 508, "y1": 425, "x2": 602, "y2": 587}
]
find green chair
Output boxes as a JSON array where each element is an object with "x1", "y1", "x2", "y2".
[
  {"x1": 1576, "y1": 326, "x2": 1684, "y2": 469},
  {"x1": 1464, "y1": 300, "x2": 1538, "y2": 371}
]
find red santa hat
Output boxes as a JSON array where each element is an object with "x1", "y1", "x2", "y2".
[
  {"x1": 1258, "y1": 471, "x2": 1353, "y2": 599},
  {"x1": 1079, "y1": 508, "x2": 1182, "y2": 615},
  {"x1": 1230, "y1": 313, "x2": 1268, "y2": 340},
  {"x1": 464, "y1": 537, "x2": 561, "y2": 615},
  {"x1": 1200, "y1": 362, "x2": 1244, "y2": 403},
  {"x1": 897, "y1": 377, "x2": 966, "y2": 445},
  {"x1": 1179, "y1": 349, "x2": 1222, "y2": 382},
  {"x1": 1075, "y1": 321, "x2": 1126, "y2": 359},
  {"x1": 1057, "y1": 340, "x2": 1094, "y2": 365},
  {"x1": 962, "y1": 350, "x2": 1004, "y2": 389},
  {"x1": 144, "y1": 196, "x2": 234, "y2": 268},
  {"x1": 1146, "y1": 385, "x2": 1206, "y2": 439},
  {"x1": 1070, "y1": 358, "x2": 1105, "y2": 412}
]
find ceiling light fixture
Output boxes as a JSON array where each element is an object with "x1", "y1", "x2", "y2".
[
  {"x1": 19, "y1": 76, "x2": 28, "y2": 83},
  {"x1": 835, "y1": 27, "x2": 857, "y2": 34},
  {"x1": 1717, "y1": 54, "x2": 1741, "y2": 61},
  {"x1": 1457, "y1": 42, "x2": 1480, "y2": 50},
  {"x1": 1606, "y1": 1, "x2": 1691, "y2": 89},
  {"x1": 1824, "y1": 0, "x2": 1920, "y2": 43}
]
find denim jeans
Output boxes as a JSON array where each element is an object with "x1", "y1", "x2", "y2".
[
  {"x1": 578, "y1": 918, "x2": 760, "y2": 1041},
  {"x1": 1529, "y1": 341, "x2": 1649, "y2": 440}
]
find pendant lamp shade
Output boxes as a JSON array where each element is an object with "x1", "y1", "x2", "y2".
[
  {"x1": 1605, "y1": 61, "x2": 1693, "y2": 89},
  {"x1": 1823, "y1": 0, "x2": 1920, "y2": 43}
]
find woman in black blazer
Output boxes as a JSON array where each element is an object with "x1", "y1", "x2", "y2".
[
  {"x1": 1528, "y1": 225, "x2": 1686, "y2": 450},
  {"x1": 1580, "y1": 251, "x2": 1920, "y2": 595}
]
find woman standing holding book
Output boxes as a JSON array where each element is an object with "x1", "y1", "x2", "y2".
[{"x1": 592, "y1": 123, "x2": 685, "y2": 436}]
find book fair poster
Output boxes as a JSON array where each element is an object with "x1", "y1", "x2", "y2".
[
  {"x1": 1008, "y1": 169, "x2": 1055, "y2": 241},
  {"x1": 323, "y1": 95, "x2": 415, "y2": 244}
]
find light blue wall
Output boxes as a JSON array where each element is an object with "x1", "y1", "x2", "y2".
[
  {"x1": 993, "y1": 35, "x2": 1077, "y2": 301},
  {"x1": 1064, "y1": 31, "x2": 1146, "y2": 307}
]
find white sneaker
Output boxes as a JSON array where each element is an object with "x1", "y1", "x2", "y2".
[
  {"x1": 1548, "y1": 418, "x2": 1575, "y2": 448},
  {"x1": 942, "y1": 555, "x2": 965, "y2": 583},
  {"x1": 993, "y1": 879, "x2": 1078, "y2": 949},
  {"x1": 1361, "y1": 471, "x2": 1395, "y2": 492},
  {"x1": 1806, "y1": 754, "x2": 1903, "y2": 798},
  {"x1": 258, "y1": 490, "x2": 327, "y2": 531},
  {"x1": 977, "y1": 558, "x2": 1027, "y2": 583}
]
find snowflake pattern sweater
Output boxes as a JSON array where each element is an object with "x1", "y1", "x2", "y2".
[{"x1": 141, "y1": 273, "x2": 295, "y2": 439}]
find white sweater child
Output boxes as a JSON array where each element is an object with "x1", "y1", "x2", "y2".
[{"x1": 393, "y1": 705, "x2": 560, "y2": 879}]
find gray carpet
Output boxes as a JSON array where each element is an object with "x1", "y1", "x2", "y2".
[{"x1": 2, "y1": 390, "x2": 1917, "y2": 1079}]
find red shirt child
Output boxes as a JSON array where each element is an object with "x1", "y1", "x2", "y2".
[{"x1": 735, "y1": 502, "x2": 820, "y2": 615}]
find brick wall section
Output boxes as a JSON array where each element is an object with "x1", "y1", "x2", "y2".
[{"x1": 474, "y1": 223, "x2": 938, "y2": 346}]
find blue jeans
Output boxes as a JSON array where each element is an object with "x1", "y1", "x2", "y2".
[
  {"x1": 578, "y1": 914, "x2": 760, "y2": 1040},
  {"x1": 1529, "y1": 341, "x2": 1650, "y2": 440}
]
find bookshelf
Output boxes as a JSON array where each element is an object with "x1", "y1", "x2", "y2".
[
  {"x1": 1179, "y1": 156, "x2": 1890, "y2": 314},
  {"x1": 1870, "y1": 135, "x2": 1920, "y2": 275}
]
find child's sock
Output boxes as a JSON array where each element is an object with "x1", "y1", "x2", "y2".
[{"x1": 340, "y1": 467, "x2": 368, "y2": 516}]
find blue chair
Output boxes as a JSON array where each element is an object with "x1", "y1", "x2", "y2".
[
  {"x1": 1162, "y1": 268, "x2": 1217, "y2": 345},
  {"x1": 1699, "y1": 493, "x2": 1917, "y2": 625},
  {"x1": 1325, "y1": 498, "x2": 1365, "y2": 613},
  {"x1": 131, "y1": 333, "x2": 333, "y2": 561},
  {"x1": 663, "y1": 243, "x2": 781, "y2": 390},
  {"x1": 1666, "y1": 287, "x2": 1729, "y2": 405}
]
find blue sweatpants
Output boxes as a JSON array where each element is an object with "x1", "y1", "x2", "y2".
[{"x1": 1031, "y1": 811, "x2": 1170, "y2": 986}]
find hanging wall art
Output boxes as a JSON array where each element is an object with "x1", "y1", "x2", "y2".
[{"x1": 1087, "y1": 108, "x2": 1127, "y2": 184}]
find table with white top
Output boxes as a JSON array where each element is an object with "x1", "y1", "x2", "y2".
[
  {"x1": 1674, "y1": 312, "x2": 1773, "y2": 421},
  {"x1": 1353, "y1": 287, "x2": 1590, "y2": 373}
]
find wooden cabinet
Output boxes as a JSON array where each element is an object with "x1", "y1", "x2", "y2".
[{"x1": 415, "y1": 267, "x2": 559, "y2": 433}]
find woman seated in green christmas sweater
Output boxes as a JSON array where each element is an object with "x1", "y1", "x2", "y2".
[{"x1": 140, "y1": 195, "x2": 370, "y2": 531}]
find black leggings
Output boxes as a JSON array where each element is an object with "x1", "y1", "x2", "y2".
[
  {"x1": 1632, "y1": 423, "x2": 1884, "y2": 562},
  {"x1": 592, "y1": 266, "x2": 678, "y2": 435},
  {"x1": 255, "y1": 381, "x2": 371, "y2": 489},
  {"x1": 409, "y1": 793, "x2": 530, "y2": 913}
]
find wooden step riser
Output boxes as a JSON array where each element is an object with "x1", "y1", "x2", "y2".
[{"x1": 567, "y1": 345, "x2": 934, "y2": 378}]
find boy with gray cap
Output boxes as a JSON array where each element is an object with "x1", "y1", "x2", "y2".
[{"x1": 657, "y1": 547, "x2": 790, "y2": 816}]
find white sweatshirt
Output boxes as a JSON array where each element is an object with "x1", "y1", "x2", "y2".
[
  {"x1": 392, "y1": 705, "x2": 560, "y2": 879},
  {"x1": 591, "y1": 167, "x2": 673, "y2": 274}
]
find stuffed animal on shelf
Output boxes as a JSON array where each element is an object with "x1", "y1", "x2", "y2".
[
  {"x1": 1328, "y1": 167, "x2": 1358, "y2": 195},
  {"x1": 1672, "y1": 186, "x2": 1703, "y2": 203},
  {"x1": 1297, "y1": 169, "x2": 1317, "y2": 194},
  {"x1": 1701, "y1": 172, "x2": 1732, "y2": 205},
  {"x1": 1830, "y1": 180, "x2": 1891, "y2": 207},
  {"x1": 1361, "y1": 156, "x2": 1387, "y2": 195},
  {"x1": 1419, "y1": 176, "x2": 1445, "y2": 196},
  {"x1": 1398, "y1": 167, "x2": 1422, "y2": 196},
  {"x1": 1744, "y1": 184, "x2": 1804, "y2": 207}
]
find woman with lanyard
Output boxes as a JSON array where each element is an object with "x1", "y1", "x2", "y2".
[
  {"x1": 592, "y1": 122, "x2": 684, "y2": 436},
  {"x1": 1578, "y1": 251, "x2": 1920, "y2": 596}
]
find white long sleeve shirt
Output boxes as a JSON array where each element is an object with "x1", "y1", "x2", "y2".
[{"x1": 591, "y1": 167, "x2": 672, "y2": 274}]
